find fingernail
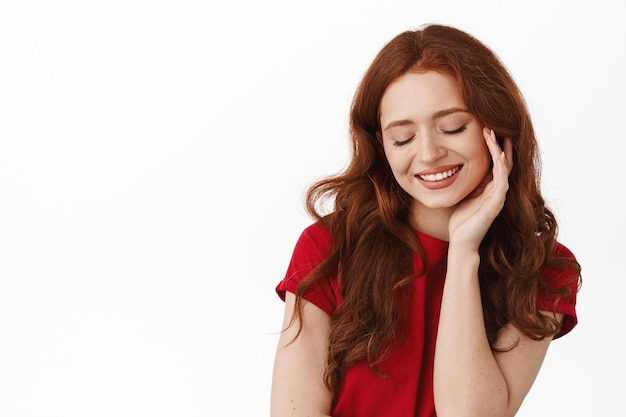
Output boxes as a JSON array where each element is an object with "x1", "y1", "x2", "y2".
[{"x1": 491, "y1": 130, "x2": 497, "y2": 143}]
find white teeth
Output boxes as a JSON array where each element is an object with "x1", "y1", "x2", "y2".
[{"x1": 418, "y1": 166, "x2": 460, "y2": 182}]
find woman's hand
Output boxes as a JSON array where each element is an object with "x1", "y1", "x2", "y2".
[{"x1": 448, "y1": 128, "x2": 513, "y2": 251}]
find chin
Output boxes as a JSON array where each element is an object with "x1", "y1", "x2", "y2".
[{"x1": 413, "y1": 197, "x2": 464, "y2": 210}]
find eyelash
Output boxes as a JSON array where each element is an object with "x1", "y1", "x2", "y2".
[
  {"x1": 442, "y1": 125, "x2": 467, "y2": 135},
  {"x1": 393, "y1": 136, "x2": 415, "y2": 147},
  {"x1": 392, "y1": 124, "x2": 467, "y2": 147}
]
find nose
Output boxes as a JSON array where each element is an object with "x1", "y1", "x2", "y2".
[{"x1": 416, "y1": 132, "x2": 446, "y2": 163}]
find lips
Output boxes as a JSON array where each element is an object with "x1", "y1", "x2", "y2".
[
  {"x1": 416, "y1": 165, "x2": 462, "y2": 182},
  {"x1": 415, "y1": 165, "x2": 462, "y2": 189}
]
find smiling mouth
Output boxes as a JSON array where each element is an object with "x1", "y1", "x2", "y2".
[{"x1": 417, "y1": 166, "x2": 461, "y2": 182}]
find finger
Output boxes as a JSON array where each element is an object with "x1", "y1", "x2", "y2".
[
  {"x1": 484, "y1": 131, "x2": 509, "y2": 196},
  {"x1": 483, "y1": 128, "x2": 504, "y2": 164},
  {"x1": 493, "y1": 149, "x2": 510, "y2": 198},
  {"x1": 502, "y1": 137, "x2": 513, "y2": 174},
  {"x1": 483, "y1": 128, "x2": 513, "y2": 176},
  {"x1": 477, "y1": 129, "x2": 510, "y2": 208}
]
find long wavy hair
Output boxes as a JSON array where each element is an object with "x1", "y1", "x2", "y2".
[{"x1": 291, "y1": 24, "x2": 580, "y2": 390}]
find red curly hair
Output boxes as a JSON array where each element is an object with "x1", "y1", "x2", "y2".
[{"x1": 291, "y1": 24, "x2": 581, "y2": 390}]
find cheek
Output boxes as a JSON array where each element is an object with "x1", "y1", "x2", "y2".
[
  {"x1": 382, "y1": 145, "x2": 397, "y2": 171},
  {"x1": 384, "y1": 151, "x2": 412, "y2": 177},
  {"x1": 460, "y1": 140, "x2": 491, "y2": 185},
  {"x1": 477, "y1": 147, "x2": 491, "y2": 174},
  {"x1": 467, "y1": 138, "x2": 491, "y2": 170}
]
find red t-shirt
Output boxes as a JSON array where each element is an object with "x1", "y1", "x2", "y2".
[{"x1": 276, "y1": 222, "x2": 579, "y2": 417}]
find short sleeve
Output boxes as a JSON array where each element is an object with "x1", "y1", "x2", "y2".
[
  {"x1": 275, "y1": 223, "x2": 340, "y2": 316},
  {"x1": 536, "y1": 242, "x2": 581, "y2": 339}
]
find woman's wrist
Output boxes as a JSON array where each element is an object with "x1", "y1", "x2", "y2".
[
  {"x1": 447, "y1": 244, "x2": 481, "y2": 270},
  {"x1": 447, "y1": 240, "x2": 480, "y2": 257}
]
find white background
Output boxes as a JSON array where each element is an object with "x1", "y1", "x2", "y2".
[{"x1": 0, "y1": 0, "x2": 623, "y2": 416}]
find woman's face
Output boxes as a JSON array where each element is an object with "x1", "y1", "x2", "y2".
[{"x1": 380, "y1": 71, "x2": 491, "y2": 213}]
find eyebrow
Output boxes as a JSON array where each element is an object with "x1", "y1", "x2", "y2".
[{"x1": 382, "y1": 107, "x2": 471, "y2": 132}]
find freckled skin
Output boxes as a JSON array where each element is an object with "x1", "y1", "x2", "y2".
[{"x1": 380, "y1": 71, "x2": 491, "y2": 234}]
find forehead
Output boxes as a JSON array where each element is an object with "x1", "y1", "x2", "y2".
[{"x1": 380, "y1": 71, "x2": 465, "y2": 122}]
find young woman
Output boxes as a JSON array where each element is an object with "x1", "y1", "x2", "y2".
[{"x1": 270, "y1": 23, "x2": 581, "y2": 417}]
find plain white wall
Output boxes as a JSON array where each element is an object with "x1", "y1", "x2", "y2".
[{"x1": 0, "y1": 0, "x2": 623, "y2": 415}]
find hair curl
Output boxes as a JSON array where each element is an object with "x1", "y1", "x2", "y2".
[{"x1": 292, "y1": 24, "x2": 581, "y2": 390}]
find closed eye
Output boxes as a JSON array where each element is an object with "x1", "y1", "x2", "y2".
[
  {"x1": 393, "y1": 136, "x2": 415, "y2": 147},
  {"x1": 442, "y1": 125, "x2": 467, "y2": 135}
]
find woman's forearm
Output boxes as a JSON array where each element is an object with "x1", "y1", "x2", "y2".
[{"x1": 433, "y1": 246, "x2": 509, "y2": 417}]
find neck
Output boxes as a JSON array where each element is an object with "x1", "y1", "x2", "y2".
[{"x1": 409, "y1": 203, "x2": 453, "y2": 242}]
